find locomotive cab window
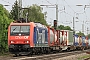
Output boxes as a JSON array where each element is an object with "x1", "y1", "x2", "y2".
[{"x1": 10, "y1": 25, "x2": 30, "y2": 36}]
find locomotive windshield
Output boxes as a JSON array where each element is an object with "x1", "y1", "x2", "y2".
[{"x1": 10, "y1": 25, "x2": 30, "y2": 36}]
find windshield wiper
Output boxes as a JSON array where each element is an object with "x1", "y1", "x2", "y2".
[{"x1": 12, "y1": 27, "x2": 17, "y2": 33}]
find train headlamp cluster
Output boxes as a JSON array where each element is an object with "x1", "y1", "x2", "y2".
[
  {"x1": 24, "y1": 40, "x2": 29, "y2": 43},
  {"x1": 10, "y1": 41, "x2": 15, "y2": 43},
  {"x1": 10, "y1": 40, "x2": 30, "y2": 44}
]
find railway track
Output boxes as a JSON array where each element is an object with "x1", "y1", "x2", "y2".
[{"x1": 8, "y1": 49, "x2": 90, "y2": 60}]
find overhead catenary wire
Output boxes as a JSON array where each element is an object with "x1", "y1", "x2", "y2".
[
  {"x1": 58, "y1": 0, "x2": 65, "y2": 12},
  {"x1": 76, "y1": 9, "x2": 85, "y2": 13},
  {"x1": 58, "y1": 0, "x2": 74, "y2": 24},
  {"x1": 63, "y1": 0, "x2": 76, "y2": 13},
  {"x1": 84, "y1": 10, "x2": 90, "y2": 22},
  {"x1": 64, "y1": 12, "x2": 74, "y2": 17},
  {"x1": 59, "y1": 0, "x2": 85, "y2": 22},
  {"x1": 45, "y1": 0, "x2": 53, "y2": 5},
  {"x1": 0, "y1": 0, "x2": 14, "y2": 12}
]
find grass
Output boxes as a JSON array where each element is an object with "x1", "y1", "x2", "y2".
[
  {"x1": 0, "y1": 52, "x2": 11, "y2": 56},
  {"x1": 78, "y1": 55, "x2": 90, "y2": 60}
]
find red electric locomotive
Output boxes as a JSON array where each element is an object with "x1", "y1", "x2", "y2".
[{"x1": 8, "y1": 21, "x2": 35, "y2": 56}]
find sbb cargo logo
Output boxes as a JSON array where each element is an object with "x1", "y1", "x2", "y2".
[{"x1": 15, "y1": 36, "x2": 29, "y2": 39}]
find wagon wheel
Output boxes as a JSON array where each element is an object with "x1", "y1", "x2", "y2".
[{"x1": 14, "y1": 53, "x2": 19, "y2": 57}]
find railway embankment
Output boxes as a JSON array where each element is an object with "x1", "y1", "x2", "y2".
[
  {"x1": 54, "y1": 53, "x2": 89, "y2": 60},
  {"x1": 0, "y1": 50, "x2": 90, "y2": 60}
]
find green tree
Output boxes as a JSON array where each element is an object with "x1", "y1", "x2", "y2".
[
  {"x1": 64, "y1": 26, "x2": 72, "y2": 30},
  {"x1": 58, "y1": 25, "x2": 72, "y2": 30},
  {"x1": 58, "y1": 25, "x2": 64, "y2": 30},
  {"x1": 10, "y1": 2, "x2": 47, "y2": 25},
  {"x1": 23, "y1": 4, "x2": 47, "y2": 25},
  {"x1": 76, "y1": 31, "x2": 85, "y2": 36},
  {"x1": 0, "y1": 4, "x2": 13, "y2": 54},
  {"x1": 9, "y1": 0, "x2": 19, "y2": 20}
]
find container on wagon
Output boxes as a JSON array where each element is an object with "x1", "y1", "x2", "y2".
[
  {"x1": 74, "y1": 34, "x2": 79, "y2": 46},
  {"x1": 66, "y1": 30, "x2": 74, "y2": 45},
  {"x1": 82, "y1": 36, "x2": 86, "y2": 46},
  {"x1": 48, "y1": 27, "x2": 57, "y2": 46},
  {"x1": 60, "y1": 30, "x2": 73, "y2": 46},
  {"x1": 34, "y1": 23, "x2": 48, "y2": 47}
]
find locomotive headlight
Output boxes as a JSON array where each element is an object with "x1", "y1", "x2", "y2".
[
  {"x1": 10, "y1": 41, "x2": 15, "y2": 43},
  {"x1": 25, "y1": 40, "x2": 29, "y2": 43}
]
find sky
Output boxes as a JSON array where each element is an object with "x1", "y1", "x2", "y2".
[{"x1": 0, "y1": 0, "x2": 90, "y2": 35}]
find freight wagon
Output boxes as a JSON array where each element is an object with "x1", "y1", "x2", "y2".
[{"x1": 74, "y1": 35, "x2": 89, "y2": 50}]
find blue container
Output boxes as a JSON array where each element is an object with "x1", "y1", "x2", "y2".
[
  {"x1": 74, "y1": 35, "x2": 79, "y2": 46},
  {"x1": 82, "y1": 36, "x2": 86, "y2": 46}
]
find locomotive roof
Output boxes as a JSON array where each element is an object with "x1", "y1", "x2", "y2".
[
  {"x1": 10, "y1": 22, "x2": 30, "y2": 25},
  {"x1": 10, "y1": 22, "x2": 47, "y2": 28},
  {"x1": 10, "y1": 22, "x2": 36, "y2": 26}
]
